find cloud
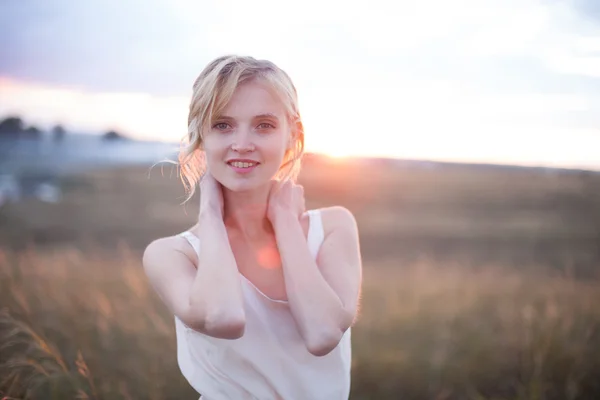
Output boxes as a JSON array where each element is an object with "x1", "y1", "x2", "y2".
[
  {"x1": 2, "y1": 0, "x2": 600, "y2": 92},
  {"x1": 1, "y1": 0, "x2": 599, "y2": 168},
  {"x1": 0, "y1": 0, "x2": 217, "y2": 95}
]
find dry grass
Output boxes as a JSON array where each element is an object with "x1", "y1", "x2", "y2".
[
  {"x1": 2, "y1": 247, "x2": 600, "y2": 399},
  {"x1": 353, "y1": 261, "x2": 600, "y2": 399},
  {"x1": 0, "y1": 245, "x2": 188, "y2": 399},
  {"x1": 1, "y1": 157, "x2": 600, "y2": 399}
]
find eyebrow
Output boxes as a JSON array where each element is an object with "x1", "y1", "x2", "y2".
[
  {"x1": 217, "y1": 113, "x2": 280, "y2": 121},
  {"x1": 254, "y1": 113, "x2": 279, "y2": 121}
]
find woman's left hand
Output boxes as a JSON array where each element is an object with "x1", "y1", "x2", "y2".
[{"x1": 267, "y1": 180, "x2": 306, "y2": 224}]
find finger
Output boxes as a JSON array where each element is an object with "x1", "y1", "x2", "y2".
[
  {"x1": 274, "y1": 179, "x2": 286, "y2": 194},
  {"x1": 282, "y1": 180, "x2": 295, "y2": 197},
  {"x1": 203, "y1": 171, "x2": 217, "y2": 185},
  {"x1": 199, "y1": 172, "x2": 217, "y2": 194},
  {"x1": 296, "y1": 188, "x2": 304, "y2": 204},
  {"x1": 292, "y1": 182, "x2": 302, "y2": 194},
  {"x1": 267, "y1": 180, "x2": 279, "y2": 199}
]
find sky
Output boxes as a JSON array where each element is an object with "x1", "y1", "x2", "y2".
[{"x1": 1, "y1": 0, "x2": 600, "y2": 170}]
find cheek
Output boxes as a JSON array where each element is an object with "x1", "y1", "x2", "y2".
[
  {"x1": 266, "y1": 140, "x2": 287, "y2": 159},
  {"x1": 201, "y1": 142, "x2": 226, "y2": 174},
  {"x1": 263, "y1": 132, "x2": 289, "y2": 159},
  {"x1": 202, "y1": 136, "x2": 226, "y2": 156}
]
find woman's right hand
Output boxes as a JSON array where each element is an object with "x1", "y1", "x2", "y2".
[{"x1": 199, "y1": 171, "x2": 224, "y2": 218}]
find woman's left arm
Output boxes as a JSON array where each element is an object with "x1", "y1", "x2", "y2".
[{"x1": 272, "y1": 202, "x2": 362, "y2": 357}]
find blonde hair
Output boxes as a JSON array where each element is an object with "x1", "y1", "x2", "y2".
[{"x1": 178, "y1": 55, "x2": 305, "y2": 203}]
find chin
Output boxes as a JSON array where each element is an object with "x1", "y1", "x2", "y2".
[
  {"x1": 219, "y1": 175, "x2": 273, "y2": 193},
  {"x1": 211, "y1": 163, "x2": 279, "y2": 192},
  {"x1": 221, "y1": 180, "x2": 255, "y2": 192}
]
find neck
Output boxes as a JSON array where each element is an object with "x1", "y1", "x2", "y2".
[{"x1": 222, "y1": 182, "x2": 273, "y2": 239}]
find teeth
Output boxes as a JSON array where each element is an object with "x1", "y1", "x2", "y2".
[{"x1": 230, "y1": 161, "x2": 256, "y2": 168}]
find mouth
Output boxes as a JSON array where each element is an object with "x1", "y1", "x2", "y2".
[{"x1": 227, "y1": 159, "x2": 260, "y2": 173}]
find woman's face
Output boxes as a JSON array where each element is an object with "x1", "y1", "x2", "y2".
[{"x1": 202, "y1": 79, "x2": 290, "y2": 192}]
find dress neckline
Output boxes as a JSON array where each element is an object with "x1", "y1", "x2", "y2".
[
  {"x1": 239, "y1": 272, "x2": 289, "y2": 304},
  {"x1": 180, "y1": 210, "x2": 322, "y2": 305}
]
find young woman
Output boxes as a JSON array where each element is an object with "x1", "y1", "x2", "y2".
[{"x1": 143, "y1": 55, "x2": 363, "y2": 400}]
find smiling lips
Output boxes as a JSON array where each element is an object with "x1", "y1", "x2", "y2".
[{"x1": 227, "y1": 159, "x2": 260, "y2": 173}]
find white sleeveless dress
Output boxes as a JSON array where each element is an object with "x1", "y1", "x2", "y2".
[{"x1": 174, "y1": 209, "x2": 352, "y2": 400}]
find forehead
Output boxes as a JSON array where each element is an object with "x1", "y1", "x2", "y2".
[{"x1": 219, "y1": 80, "x2": 286, "y2": 119}]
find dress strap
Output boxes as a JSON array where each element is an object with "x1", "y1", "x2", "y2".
[
  {"x1": 179, "y1": 231, "x2": 201, "y2": 256},
  {"x1": 306, "y1": 209, "x2": 325, "y2": 260}
]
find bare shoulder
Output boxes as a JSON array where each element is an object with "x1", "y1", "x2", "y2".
[
  {"x1": 311, "y1": 206, "x2": 362, "y2": 308},
  {"x1": 319, "y1": 206, "x2": 359, "y2": 238},
  {"x1": 142, "y1": 234, "x2": 198, "y2": 272},
  {"x1": 141, "y1": 234, "x2": 204, "y2": 329}
]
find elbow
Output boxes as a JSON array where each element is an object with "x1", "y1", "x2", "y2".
[
  {"x1": 187, "y1": 308, "x2": 246, "y2": 340},
  {"x1": 306, "y1": 308, "x2": 356, "y2": 357},
  {"x1": 306, "y1": 327, "x2": 344, "y2": 357},
  {"x1": 204, "y1": 314, "x2": 246, "y2": 339}
]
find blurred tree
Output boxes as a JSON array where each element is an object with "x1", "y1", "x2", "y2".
[
  {"x1": 52, "y1": 125, "x2": 66, "y2": 141},
  {"x1": 0, "y1": 116, "x2": 25, "y2": 134},
  {"x1": 23, "y1": 126, "x2": 42, "y2": 138},
  {"x1": 102, "y1": 130, "x2": 128, "y2": 141},
  {"x1": 0, "y1": 116, "x2": 42, "y2": 139}
]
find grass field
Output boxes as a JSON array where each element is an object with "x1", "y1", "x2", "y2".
[{"x1": 1, "y1": 157, "x2": 600, "y2": 399}]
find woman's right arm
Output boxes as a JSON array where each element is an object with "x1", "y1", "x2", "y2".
[
  {"x1": 191, "y1": 207, "x2": 246, "y2": 337},
  {"x1": 143, "y1": 223, "x2": 246, "y2": 339},
  {"x1": 143, "y1": 173, "x2": 246, "y2": 340}
]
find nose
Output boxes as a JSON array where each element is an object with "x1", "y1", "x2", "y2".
[{"x1": 231, "y1": 128, "x2": 255, "y2": 153}]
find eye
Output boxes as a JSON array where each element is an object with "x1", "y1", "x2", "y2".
[
  {"x1": 257, "y1": 122, "x2": 276, "y2": 130},
  {"x1": 213, "y1": 122, "x2": 231, "y2": 131}
]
